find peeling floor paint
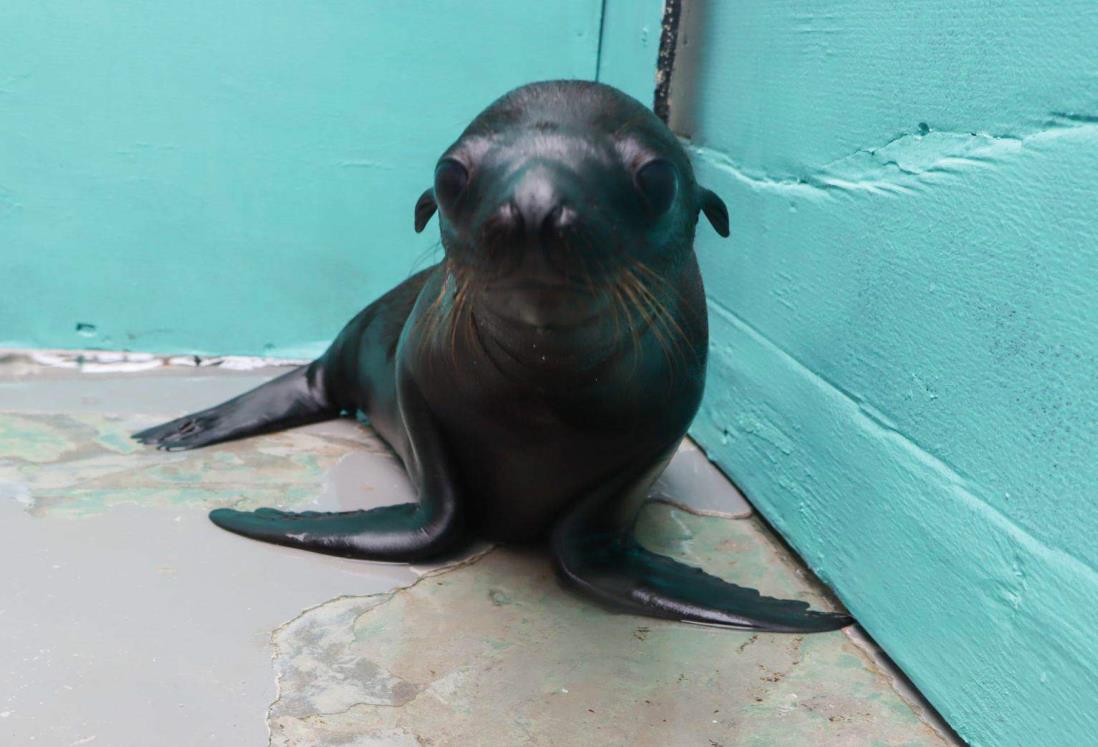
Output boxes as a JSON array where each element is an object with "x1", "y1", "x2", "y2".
[
  {"x1": 1, "y1": 359, "x2": 954, "y2": 745},
  {"x1": 6, "y1": 348, "x2": 310, "y2": 373},
  {"x1": 267, "y1": 510, "x2": 949, "y2": 747}
]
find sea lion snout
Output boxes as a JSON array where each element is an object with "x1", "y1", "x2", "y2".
[
  {"x1": 451, "y1": 151, "x2": 621, "y2": 288},
  {"x1": 478, "y1": 161, "x2": 582, "y2": 253},
  {"x1": 507, "y1": 162, "x2": 575, "y2": 240},
  {"x1": 463, "y1": 162, "x2": 612, "y2": 327},
  {"x1": 487, "y1": 166, "x2": 614, "y2": 271}
]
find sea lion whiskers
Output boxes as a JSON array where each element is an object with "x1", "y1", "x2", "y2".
[
  {"x1": 559, "y1": 221, "x2": 640, "y2": 373},
  {"x1": 632, "y1": 259, "x2": 688, "y2": 310},
  {"x1": 609, "y1": 281, "x2": 643, "y2": 377},
  {"x1": 412, "y1": 259, "x2": 478, "y2": 377},
  {"x1": 624, "y1": 264, "x2": 691, "y2": 377},
  {"x1": 546, "y1": 222, "x2": 684, "y2": 379},
  {"x1": 415, "y1": 259, "x2": 451, "y2": 349},
  {"x1": 616, "y1": 269, "x2": 675, "y2": 376},
  {"x1": 417, "y1": 259, "x2": 462, "y2": 358},
  {"x1": 452, "y1": 268, "x2": 478, "y2": 366},
  {"x1": 446, "y1": 263, "x2": 480, "y2": 369},
  {"x1": 410, "y1": 238, "x2": 445, "y2": 274}
]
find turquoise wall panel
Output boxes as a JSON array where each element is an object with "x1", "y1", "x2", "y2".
[
  {"x1": 0, "y1": 1, "x2": 604, "y2": 356},
  {"x1": 680, "y1": 2, "x2": 1098, "y2": 745},
  {"x1": 594, "y1": 0, "x2": 666, "y2": 107}
]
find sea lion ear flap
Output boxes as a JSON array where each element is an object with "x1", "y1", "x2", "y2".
[
  {"x1": 414, "y1": 189, "x2": 437, "y2": 233},
  {"x1": 699, "y1": 188, "x2": 730, "y2": 238}
]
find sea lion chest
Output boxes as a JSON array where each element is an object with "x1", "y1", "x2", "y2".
[{"x1": 411, "y1": 332, "x2": 702, "y2": 543}]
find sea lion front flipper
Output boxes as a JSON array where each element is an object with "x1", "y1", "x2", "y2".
[
  {"x1": 133, "y1": 363, "x2": 338, "y2": 451},
  {"x1": 208, "y1": 502, "x2": 460, "y2": 562},
  {"x1": 551, "y1": 450, "x2": 852, "y2": 633},
  {"x1": 209, "y1": 370, "x2": 466, "y2": 562}
]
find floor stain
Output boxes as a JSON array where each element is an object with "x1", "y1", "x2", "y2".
[
  {"x1": 268, "y1": 508, "x2": 947, "y2": 747},
  {"x1": 0, "y1": 360, "x2": 954, "y2": 746}
]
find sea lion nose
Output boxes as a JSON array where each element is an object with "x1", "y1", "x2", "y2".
[{"x1": 511, "y1": 166, "x2": 571, "y2": 240}]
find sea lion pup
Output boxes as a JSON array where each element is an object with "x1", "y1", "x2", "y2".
[{"x1": 135, "y1": 81, "x2": 850, "y2": 632}]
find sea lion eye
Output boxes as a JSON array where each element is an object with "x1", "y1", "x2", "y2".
[
  {"x1": 635, "y1": 159, "x2": 676, "y2": 214},
  {"x1": 434, "y1": 158, "x2": 469, "y2": 206}
]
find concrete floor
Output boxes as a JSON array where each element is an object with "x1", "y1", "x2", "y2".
[{"x1": 0, "y1": 352, "x2": 956, "y2": 746}]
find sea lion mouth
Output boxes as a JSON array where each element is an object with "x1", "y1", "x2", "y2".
[
  {"x1": 478, "y1": 281, "x2": 607, "y2": 330},
  {"x1": 485, "y1": 280, "x2": 588, "y2": 294},
  {"x1": 477, "y1": 303, "x2": 602, "y2": 331}
]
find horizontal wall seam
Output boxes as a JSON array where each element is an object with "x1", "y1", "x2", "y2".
[
  {"x1": 706, "y1": 297, "x2": 1098, "y2": 584},
  {"x1": 689, "y1": 115, "x2": 1098, "y2": 201}
]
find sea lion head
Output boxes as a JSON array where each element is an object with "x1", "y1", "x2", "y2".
[{"x1": 413, "y1": 80, "x2": 728, "y2": 331}]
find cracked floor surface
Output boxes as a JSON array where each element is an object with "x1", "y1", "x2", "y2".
[{"x1": 1, "y1": 354, "x2": 954, "y2": 746}]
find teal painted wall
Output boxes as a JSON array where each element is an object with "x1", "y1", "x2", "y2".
[
  {"x1": 678, "y1": 2, "x2": 1098, "y2": 745},
  {"x1": 0, "y1": 1, "x2": 615, "y2": 356},
  {"x1": 595, "y1": 0, "x2": 666, "y2": 110}
]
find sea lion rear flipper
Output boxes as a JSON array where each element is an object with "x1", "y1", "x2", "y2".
[
  {"x1": 132, "y1": 363, "x2": 338, "y2": 451},
  {"x1": 551, "y1": 448, "x2": 852, "y2": 633},
  {"x1": 552, "y1": 530, "x2": 851, "y2": 633},
  {"x1": 209, "y1": 370, "x2": 467, "y2": 562}
]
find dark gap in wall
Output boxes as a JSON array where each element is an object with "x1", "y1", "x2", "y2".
[
  {"x1": 653, "y1": 0, "x2": 683, "y2": 123},
  {"x1": 665, "y1": 0, "x2": 708, "y2": 139},
  {"x1": 594, "y1": 0, "x2": 609, "y2": 83}
]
